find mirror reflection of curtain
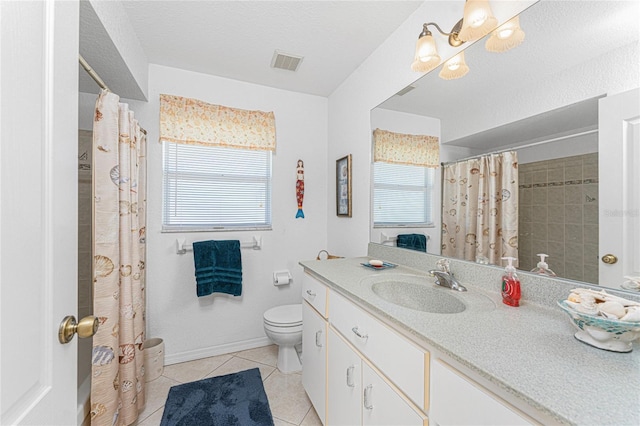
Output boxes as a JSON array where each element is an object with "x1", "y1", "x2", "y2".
[
  {"x1": 441, "y1": 151, "x2": 518, "y2": 265},
  {"x1": 91, "y1": 89, "x2": 147, "y2": 425},
  {"x1": 373, "y1": 128, "x2": 439, "y2": 167}
]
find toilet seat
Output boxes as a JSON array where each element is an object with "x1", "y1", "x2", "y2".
[{"x1": 263, "y1": 304, "x2": 302, "y2": 327}]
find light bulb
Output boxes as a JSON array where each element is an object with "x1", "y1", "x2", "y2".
[
  {"x1": 439, "y1": 52, "x2": 469, "y2": 80},
  {"x1": 498, "y1": 28, "x2": 515, "y2": 39},
  {"x1": 485, "y1": 15, "x2": 525, "y2": 52},
  {"x1": 417, "y1": 35, "x2": 439, "y2": 62}
]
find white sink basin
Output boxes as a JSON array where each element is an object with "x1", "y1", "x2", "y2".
[
  {"x1": 372, "y1": 281, "x2": 466, "y2": 314},
  {"x1": 360, "y1": 274, "x2": 495, "y2": 314}
]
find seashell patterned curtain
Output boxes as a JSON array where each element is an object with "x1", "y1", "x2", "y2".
[
  {"x1": 91, "y1": 89, "x2": 147, "y2": 426},
  {"x1": 441, "y1": 151, "x2": 518, "y2": 266},
  {"x1": 159, "y1": 94, "x2": 276, "y2": 151}
]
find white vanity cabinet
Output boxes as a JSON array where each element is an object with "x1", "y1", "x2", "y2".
[
  {"x1": 328, "y1": 328, "x2": 427, "y2": 426},
  {"x1": 329, "y1": 290, "x2": 429, "y2": 412},
  {"x1": 302, "y1": 272, "x2": 428, "y2": 425},
  {"x1": 302, "y1": 274, "x2": 328, "y2": 424},
  {"x1": 430, "y1": 359, "x2": 535, "y2": 426}
]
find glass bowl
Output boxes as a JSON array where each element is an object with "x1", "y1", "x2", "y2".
[{"x1": 557, "y1": 299, "x2": 640, "y2": 352}]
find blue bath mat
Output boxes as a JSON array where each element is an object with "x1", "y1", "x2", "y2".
[{"x1": 160, "y1": 368, "x2": 274, "y2": 426}]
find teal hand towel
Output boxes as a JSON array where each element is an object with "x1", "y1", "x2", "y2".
[
  {"x1": 193, "y1": 240, "x2": 242, "y2": 297},
  {"x1": 396, "y1": 234, "x2": 427, "y2": 252}
]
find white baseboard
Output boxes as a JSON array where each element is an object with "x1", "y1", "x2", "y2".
[
  {"x1": 164, "y1": 336, "x2": 273, "y2": 366},
  {"x1": 77, "y1": 375, "x2": 91, "y2": 426}
]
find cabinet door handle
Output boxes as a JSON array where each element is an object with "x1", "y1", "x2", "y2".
[
  {"x1": 364, "y1": 384, "x2": 374, "y2": 410},
  {"x1": 306, "y1": 289, "x2": 316, "y2": 297},
  {"x1": 346, "y1": 365, "x2": 355, "y2": 388},
  {"x1": 315, "y1": 330, "x2": 323, "y2": 347},
  {"x1": 352, "y1": 326, "x2": 368, "y2": 340}
]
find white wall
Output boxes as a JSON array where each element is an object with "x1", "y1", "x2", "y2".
[
  {"x1": 142, "y1": 65, "x2": 328, "y2": 363},
  {"x1": 81, "y1": 64, "x2": 328, "y2": 363},
  {"x1": 443, "y1": 41, "x2": 640, "y2": 143},
  {"x1": 326, "y1": 0, "x2": 535, "y2": 257},
  {"x1": 512, "y1": 132, "x2": 598, "y2": 165}
]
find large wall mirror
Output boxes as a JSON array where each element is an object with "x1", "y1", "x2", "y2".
[{"x1": 370, "y1": 0, "x2": 639, "y2": 292}]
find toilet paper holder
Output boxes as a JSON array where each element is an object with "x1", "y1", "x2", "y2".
[{"x1": 273, "y1": 270, "x2": 292, "y2": 286}]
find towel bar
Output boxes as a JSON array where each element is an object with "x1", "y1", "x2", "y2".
[
  {"x1": 176, "y1": 236, "x2": 262, "y2": 254},
  {"x1": 380, "y1": 232, "x2": 430, "y2": 244}
]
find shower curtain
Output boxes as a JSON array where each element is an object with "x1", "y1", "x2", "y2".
[
  {"x1": 441, "y1": 151, "x2": 518, "y2": 265},
  {"x1": 91, "y1": 89, "x2": 147, "y2": 426}
]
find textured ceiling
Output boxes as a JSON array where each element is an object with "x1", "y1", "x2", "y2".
[{"x1": 115, "y1": 0, "x2": 424, "y2": 97}]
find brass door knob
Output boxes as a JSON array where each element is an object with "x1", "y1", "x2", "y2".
[
  {"x1": 602, "y1": 254, "x2": 618, "y2": 265},
  {"x1": 58, "y1": 315, "x2": 99, "y2": 344}
]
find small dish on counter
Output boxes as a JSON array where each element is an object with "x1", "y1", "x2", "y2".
[
  {"x1": 557, "y1": 288, "x2": 640, "y2": 352},
  {"x1": 361, "y1": 260, "x2": 397, "y2": 270}
]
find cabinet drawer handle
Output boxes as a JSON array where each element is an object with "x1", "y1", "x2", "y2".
[
  {"x1": 364, "y1": 384, "x2": 374, "y2": 410},
  {"x1": 315, "y1": 330, "x2": 323, "y2": 347},
  {"x1": 306, "y1": 289, "x2": 316, "y2": 297},
  {"x1": 346, "y1": 365, "x2": 355, "y2": 388},
  {"x1": 352, "y1": 326, "x2": 368, "y2": 340}
]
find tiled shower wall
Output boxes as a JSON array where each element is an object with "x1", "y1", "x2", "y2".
[
  {"x1": 78, "y1": 129, "x2": 93, "y2": 386},
  {"x1": 518, "y1": 153, "x2": 598, "y2": 284}
]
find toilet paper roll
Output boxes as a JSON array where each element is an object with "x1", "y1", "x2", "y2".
[{"x1": 274, "y1": 271, "x2": 291, "y2": 286}]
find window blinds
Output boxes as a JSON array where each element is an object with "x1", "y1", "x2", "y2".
[
  {"x1": 373, "y1": 161, "x2": 434, "y2": 226},
  {"x1": 162, "y1": 142, "x2": 272, "y2": 231}
]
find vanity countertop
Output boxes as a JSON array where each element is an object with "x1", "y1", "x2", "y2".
[{"x1": 299, "y1": 256, "x2": 640, "y2": 426}]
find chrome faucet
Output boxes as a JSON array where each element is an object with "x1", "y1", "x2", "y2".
[{"x1": 429, "y1": 259, "x2": 467, "y2": 292}]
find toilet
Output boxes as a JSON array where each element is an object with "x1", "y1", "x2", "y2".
[{"x1": 263, "y1": 304, "x2": 303, "y2": 373}]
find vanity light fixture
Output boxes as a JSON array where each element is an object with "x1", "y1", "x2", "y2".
[{"x1": 412, "y1": 0, "x2": 524, "y2": 80}]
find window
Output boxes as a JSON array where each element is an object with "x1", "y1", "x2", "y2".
[
  {"x1": 373, "y1": 161, "x2": 435, "y2": 226},
  {"x1": 162, "y1": 142, "x2": 272, "y2": 231}
]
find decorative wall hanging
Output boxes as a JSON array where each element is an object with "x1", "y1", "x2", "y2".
[
  {"x1": 296, "y1": 159, "x2": 305, "y2": 218},
  {"x1": 336, "y1": 155, "x2": 352, "y2": 217}
]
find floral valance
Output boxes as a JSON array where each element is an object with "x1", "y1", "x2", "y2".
[
  {"x1": 159, "y1": 94, "x2": 276, "y2": 151},
  {"x1": 373, "y1": 128, "x2": 439, "y2": 167}
]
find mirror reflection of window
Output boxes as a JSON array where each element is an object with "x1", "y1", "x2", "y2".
[
  {"x1": 373, "y1": 161, "x2": 435, "y2": 226},
  {"x1": 371, "y1": 128, "x2": 440, "y2": 251}
]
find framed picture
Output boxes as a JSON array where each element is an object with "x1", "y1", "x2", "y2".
[{"x1": 336, "y1": 154, "x2": 352, "y2": 217}]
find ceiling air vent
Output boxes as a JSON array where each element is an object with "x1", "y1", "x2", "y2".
[
  {"x1": 271, "y1": 50, "x2": 303, "y2": 72},
  {"x1": 396, "y1": 85, "x2": 416, "y2": 96}
]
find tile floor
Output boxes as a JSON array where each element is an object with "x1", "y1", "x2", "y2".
[{"x1": 134, "y1": 344, "x2": 321, "y2": 426}]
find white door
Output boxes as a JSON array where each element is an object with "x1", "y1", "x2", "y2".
[
  {"x1": 599, "y1": 87, "x2": 640, "y2": 287},
  {"x1": 1, "y1": 1, "x2": 80, "y2": 424}
]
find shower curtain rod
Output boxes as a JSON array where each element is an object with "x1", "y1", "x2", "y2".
[
  {"x1": 79, "y1": 54, "x2": 147, "y2": 135},
  {"x1": 441, "y1": 128, "x2": 598, "y2": 166},
  {"x1": 79, "y1": 54, "x2": 109, "y2": 91}
]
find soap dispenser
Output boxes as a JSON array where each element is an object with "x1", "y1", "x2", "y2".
[
  {"x1": 530, "y1": 253, "x2": 556, "y2": 277},
  {"x1": 501, "y1": 257, "x2": 521, "y2": 307}
]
